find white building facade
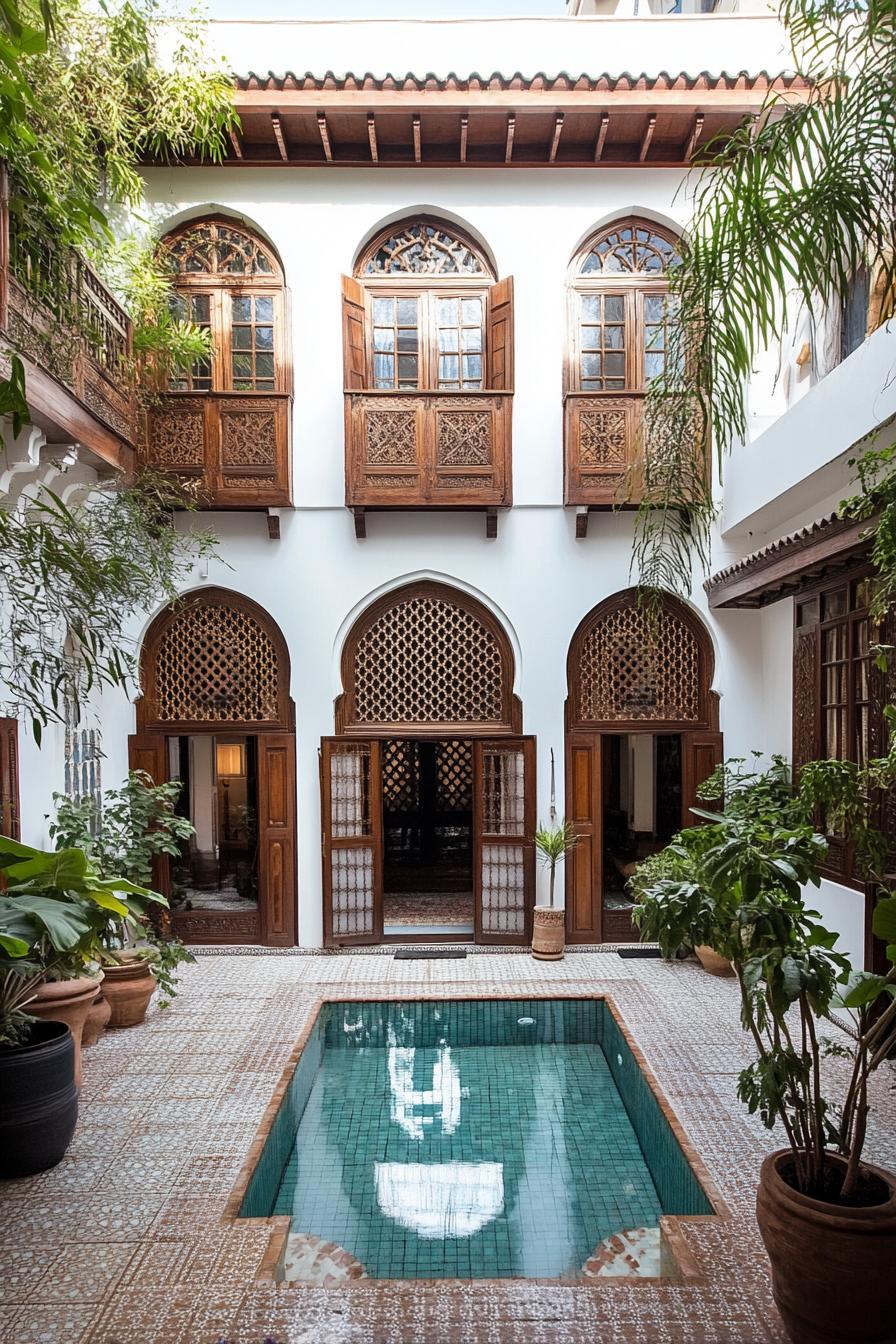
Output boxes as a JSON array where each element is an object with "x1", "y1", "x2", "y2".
[{"x1": 4, "y1": 9, "x2": 893, "y2": 967}]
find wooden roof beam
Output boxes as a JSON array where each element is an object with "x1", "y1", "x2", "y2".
[
  {"x1": 367, "y1": 113, "x2": 378, "y2": 164},
  {"x1": 639, "y1": 114, "x2": 656, "y2": 162},
  {"x1": 684, "y1": 112, "x2": 704, "y2": 161},
  {"x1": 549, "y1": 112, "x2": 564, "y2": 163},
  {"x1": 317, "y1": 112, "x2": 333, "y2": 162},
  {"x1": 271, "y1": 114, "x2": 288, "y2": 162},
  {"x1": 413, "y1": 114, "x2": 421, "y2": 163},
  {"x1": 594, "y1": 112, "x2": 609, "y2": 162},
  {"x1": 228, "y1": 126, "x2": 243, "y2": 160},
  {"x1": 460, "y1": 114, "x2": 468, "y2": 163},
  {"x1": 505, "y1": 114, "x2": 516, "y2": 164}
]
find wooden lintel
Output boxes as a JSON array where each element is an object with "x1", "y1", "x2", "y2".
[
  {"x1": 639, "y1": 114, "x2": 657, "y2": 163},
  {"x1": 706, "y1": 515, "x2": 875, "y2": 609},
  {"x1": 353, "y1": 507, "x2": 366, "y2": 539},
  {"x1": 505, "y1": 115, "x2": 516, "y2": 164},
  {"x1": 413, "y1": 115, "x2": 421, "y2": 164},
  {"x1": 549, "y1": 113, "x2": 564, "y2": 163},
  {"x1": 317, "y1": 112, "x2": 333, "y2": 162},
  {"x1": 271, "y1": 114, "x2": 289, "y2": 162},
  {"x1": 684, "y1": 112, "x2": 705, "y2": 162},
  {"x1": 367, "y1": 113, "x2": 378, "y2": 163},
  {"x1": 235, "y1": 86, "x2": 804, "y2": 115},
  {"x1": 575, "y1": 506, "x2": 589, "y2": 539},
  {"x1": 460, "y1": 114, "x2": 468, "y2": 163},
  {"x1": 266, "y1": 509, "x2": 281, "y2": 541},
  {"x1": 594, "y1": 113, "x2": 610, "y2": 162},
  {"x1": 228, "y1": 127, "x2": 244, "y2": 160},
  {"x1": 486, "y1": 507, "x2": 498, "y2": 540}
]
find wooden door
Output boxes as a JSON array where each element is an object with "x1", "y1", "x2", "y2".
[
  {"x1": 258, "y1": 733, "x2": 297, "y2": 946},
  {"x1": 565, "y1": 732, "x2": 602, "y2": 944},
  {"x1": 473, "y1": 737, "x2": 535, "y2": 945},
  {"x1": 0, "y1": 717, "x2": 21, "y2": 840},
  {"x1": 321, "y1": 738, "x2": 383, "y2": 946},
  {"x1": 128, "y1": 732, "x2": 171, "y2": 898},
  {"x1": 682, "y1": 731, "x2": 724, "y2": 826}
]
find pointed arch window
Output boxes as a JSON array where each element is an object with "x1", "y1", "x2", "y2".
[
  {"x1": 569, "y1": 217, "x2": 682, "y2": 394},
  {"x1": 161, "y1": 218, "x2": 286, "y2": 395}
]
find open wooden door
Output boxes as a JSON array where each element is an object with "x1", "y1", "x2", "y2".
[
  {"x1": 128, "y1": 733, "x2": 171, "y2": 899},
  {"x1": 682, "y1": 731, "x2": 724, "y2": 826},
  {"x1": 473, "y1": 737, "x2": 535, "y2": 946},
  {"x1": 258, "y1": 733, "x2": 297, "y2": 946},
  {"x1": 321, "y1": 738, "x2": 383, "y2": 946},
  {"x1": 565, "y1": 732, "x2": 602, "y2": 944}
]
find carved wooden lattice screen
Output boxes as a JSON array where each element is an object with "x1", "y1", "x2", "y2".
[
  {"x1": 342, "y1": 586, "x2": 515, "y2": 731},
  {"x1": 322, "y1": 739, "x2": 382, "y2": 944},
  {"x1": 575, "y1": 599, "x2": 703, "y2": 725},
  {"x1": 150, "y1": 602, "x2": 281, "y2": 725},
  {"x1": 473, "y1": 738, "x2": 534, "y2": 944}
]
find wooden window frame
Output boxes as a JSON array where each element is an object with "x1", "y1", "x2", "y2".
[{"x1": 364, "y1": 282, "x2": 490, "y2": 392}]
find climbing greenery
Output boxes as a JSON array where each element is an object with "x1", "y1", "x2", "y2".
[
  {"x1": 0, "y1": 474, "x2": 216, "y2": 741},
  {"x1": 633, "y1": 0, "x2": 896, "y2": 603}
]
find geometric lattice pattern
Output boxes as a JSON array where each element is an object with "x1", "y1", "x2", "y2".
[
  {"x1": 382, "y1": 740, "x2": 420, "y2": 810},
  {"x1": 353, "y1": 597, "x2": 506, "y2": 725},
  {"x1": 164, "y1": 220, "x2": 278, "y2": 277},
  {"x1": 363, "y1": 222, "x2": 488, "y2": 276},
  {"x1": 153, "y1": 603, "x2": 280, "y2": 722},
  {"x1": 437, "y1": 740, "x2": 473, "y2": 810},
  {"x1": 579, "y1": 220, "x2": 680, "y2": 276},
  {"x1": 577, "y1": 602, "x2": 701, "y2": 723}
]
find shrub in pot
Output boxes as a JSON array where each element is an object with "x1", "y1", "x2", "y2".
[
  {"x1": 632, "y1": 754, "x2": 896, "y2": 1344},
  {"x1": 531, "y1": 820, "x2": 576, "y2": 960},
  {"x1": 0, "y1": 836, "x2": 161, "y2": 1174}
]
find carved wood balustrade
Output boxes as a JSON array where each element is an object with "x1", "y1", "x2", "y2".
[
  {"x1": 141, "y1": 391, "x2": 292, "y2": 508},
  {"x1": 345, "y1": 390, "x2": 511, "y2": 510}
]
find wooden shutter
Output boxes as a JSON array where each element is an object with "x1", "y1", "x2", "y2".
[
  {"x1": 0, "y1": 717, "x2": 20, "y2": 840},
  {"x1": 342, "y1": 274, "x2": 368, "y2": 390},
  {"x1": 565, "y1": 733, "x2": 601, "y2": 944},
  {"x1": 258, "y1": 733, "x2": 297, "y2": 946},
  {"x1": 128, "y1": 733, "x2": 171, "y2": 897},
  {"x1": 486, "y1": 276, "x2": 514, "y2": 391},
  {"x1": 473, "y1": 736, "x2": 534, "y2": 945},
  {"x1": 792, "y1": 626, "x2": 820, "y2": 775},
  {"x1": 321, "y1": 738, "x2": 382, "y2": 946},
  {"x1": 682, "y1": 731, "x2": 724, "y2": 826}
]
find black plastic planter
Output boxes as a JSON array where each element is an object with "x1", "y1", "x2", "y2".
[{"x1": 0, "y1": 1020, "x2": 78, "y2": 1178}]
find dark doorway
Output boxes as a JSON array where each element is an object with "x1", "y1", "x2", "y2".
[{"x1": 382, "y1": 739, "x2": 474, "y2": 937}]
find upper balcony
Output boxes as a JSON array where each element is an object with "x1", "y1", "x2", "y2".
[{"x1": 0, "y1": 173, "x2": 136, "y2": 471}]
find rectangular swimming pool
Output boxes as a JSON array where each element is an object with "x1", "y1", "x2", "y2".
[{"x1": 238, "y1": 998, "x2": 714, "y2": 1282}]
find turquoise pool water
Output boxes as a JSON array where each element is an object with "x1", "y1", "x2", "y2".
[{"x1": 240, "y1": 998, "x2": 712, "y2": 1280}]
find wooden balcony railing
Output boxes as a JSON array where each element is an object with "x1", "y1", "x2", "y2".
[
  {"x1": 0, "y1": 190, "x2": 137, "y2": 465},
  {"x1": 564, "y1": 391, "x2": 704, "y2": 513},
  {"x1": 345, "y1": 390, "x2": 512, "y2": 519},
  {"x1": 142, "y1": 392, "x2": 292, "y2": 508}
]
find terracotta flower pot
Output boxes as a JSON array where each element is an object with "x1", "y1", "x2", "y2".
[
  {"x1": 82, "y1": 991, "x2": 111, "y2": 1049},
  {"x1": 756, "y1": 1149, "x2": 896, "y2": 1344},
  {"x1": 531, "y1": 905, "x2": 565, "y2": 961},
  {"x1": 101, "y1": 956, "x2": 157, "y2": 1028},
  {"x1": 694, "y1": 944, "x2": 735, "y2": 977},
  {"x1": 28, "y1": 975, "x2": 101, "y2": 1087}
]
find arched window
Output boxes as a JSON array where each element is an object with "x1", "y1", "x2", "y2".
[
  {"x1": 344, "y1": 218, "x2": 511, "y2": 394},
  {"x1": 161, "y1": 217, "x2": 286, "y2": 395},
  {"x1": 569, "y1": 217, "x2": 681, "y2": 395}
]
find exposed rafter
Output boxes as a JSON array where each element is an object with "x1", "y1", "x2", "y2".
[
  {"x1": 271, "y1": 114, "x2": 288, "y2": 162},
  {"x1": 505, "y1": 114, "x2": 516, "y2": 164},
  {"x1": 549, "y1": 113, "x2": 564, "y2": 163},
  {"x1": 639, "y1": 114, "x2": 656, "y2": 162},
  {"x1": 684, "y1": 112, "x2": 705, "y2": 160},
  {"x1": 316, "y1": 111, "x2": 333, "y2": 162},
  {"x1": 594, "y1": 112, "x2": 610, "y2": 162},
  {"x1": 460, "y1": 113, "x2": 468, "y2": 163},
  {"x1": 413, "y1": 114, "x2": 421, "y2": 164},
  {"x1": 367, "y1": 113, "x2": 378, "y2": 163}
]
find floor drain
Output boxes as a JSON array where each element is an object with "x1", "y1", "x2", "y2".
[
  {"x1": 393, "y1": 948, "x2": 468, "y2": 960},
  {"x1": 617, "y1": 947, "x2": 662, "y2": 959}
]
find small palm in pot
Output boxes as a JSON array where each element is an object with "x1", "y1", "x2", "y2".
[{"x1": 531, "y1": 820, "x2": 577, "y2": 961}]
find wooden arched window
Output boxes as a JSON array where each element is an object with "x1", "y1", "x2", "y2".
[
  {"x1": 567, "y1": 589, "x2": 715, "y2": 732},
  {"x1": 138, "y1": 589, "x2": 292, "y2": 733},
  {"x1": 161, "y1": 218, "x2": 286, "y2": 395},
  {"x1": 336, "y1": 581, "x2": 520, "y2": 735}
]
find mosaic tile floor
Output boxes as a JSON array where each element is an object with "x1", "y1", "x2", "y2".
[
  {"x1": 2, "y1": 949, "x2": 895, "y2": 1343},
  {"x1": 382, "y1": 892, "x2": 474, "y2": 927}
]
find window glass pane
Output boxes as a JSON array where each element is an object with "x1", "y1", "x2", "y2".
[
  {"x1": 605, "y1": 352, "x2": 625, "y2": 376},
  {"x1": 582, "y1": 295, "x2": 600, "y2": 321},
  {"x1": 796, "y1": 599, "x2": 818, "y2": 628},
  {"x1": 605, "y1": 295, "x2": 625, "y2": 322},
  {"x1": 440, "y1": 355, "x2": 459, "y2": 381},
  {"x1": 255, "y1": 353, "x2": 274, "y2": 379},
  {"x1": 373, "y1": 297, "x2": 394, "y2": 324},
  {"x1": 169, "y1": 289, "x2": 213, "y2": 391},
  {"x1": 579, "y1": 294, "x2": 628, "y2": 390},
  {"x1": 462, "y1": 327, "x2": 482, "y2": 352},
  {"x1": 374, "y1": 353, "x2": 394, "y2": 386},
  {"x1": 256, "y1": 326, "x2": 274, "y2": 349},
  {"x1": 437, "y1": 297, "x2": 459, "y2": 324},
  {"x1": 462, "y1": 355, "x2": 482, "y2": 380},
  {"x1": 605, "y1": 326, "x2": 624, "y2": 349},
  {"x1": 461, "y1": 297, "x2": 482, "y2": 323},
  {"x1": 232, "y1": 296, "x2": 252, "y2": 322},
  {"x1": 439, "y1": 328, "x2": 459, "y2": 352},
  {"x1": 396, "y1": 297, "x2": 418, "y2": 324},
  {"x1": 582, "y1": 353, "x2": 602, "y2": 378},
  {"x1": 645, "y1": 353, "x2": 665, "y2": 379},
  {"x1": 255, "y1": 296, "x2": 274, "y2": 321},
  {"x1": 822, "y1": 589, "x2": 847, "y2": 621},
  {"x1": 397, "y1": 329, "x2": 418, "y2": 353},
  {"x1": 232, "y1": 326, "x2": 251, "y2": 350},
  {"x1": 374, "y1": 327, "x2": 395, "y2": 351},
  {"x1": 435, "y1": 291, "x2": 485, "y2": 389},
  {"x1": 232, "y1": 354, "x2": 252, "y2": 379},
  {"x1": 397, "y1": 355, "x2": 418, "y2": 380},
  {"x1": 645, "y1": 295, "x2": 665, "y2": 322}
]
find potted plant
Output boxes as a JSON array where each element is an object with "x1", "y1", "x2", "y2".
[
  {"x1": 0, "y1": 837, "x2": 161, "y2": 1175},
  {"x1": 531, "y1": 820, "x2": 577, "y2": 961},
  {"x1": 50, "y1": 770, "x2": 196, "y2": 1027},
  {"x1": 633, "y1": 756, "x2": 896, "y2": 1344}
]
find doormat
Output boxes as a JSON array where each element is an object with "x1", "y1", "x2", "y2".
[
  {"x1": 393, "y1": 948, "x2": 468, "y2": 960},
  {"x1": 616, "y1": 947, "x2": 662, "y2": 959}
]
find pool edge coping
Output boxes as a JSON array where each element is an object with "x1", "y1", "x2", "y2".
[{"x1": 221, "y1": 989, "x2": 731, "y2": 1289}]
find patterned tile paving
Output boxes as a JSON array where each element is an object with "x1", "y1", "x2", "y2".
[{"x1": 0, "y1": 950, "x2": 894, "y2": 1343}]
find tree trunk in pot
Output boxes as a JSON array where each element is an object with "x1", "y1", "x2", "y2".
[
  {"x1": 756, "y1": 1148, "x2": 896, "y2": 1343},
  {"x1": 531, "y1": 906, "x2": 565, "y2": 960},
  {"x1": 28, "y1": 975, "x2": 101, "y2": 1086},
  {"x1": 102, "y1": 958, "x2": 157, "y2": 1028}
]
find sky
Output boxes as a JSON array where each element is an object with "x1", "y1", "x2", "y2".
[{"x1": 207, "y1": 0, "x2": 567, "y2": 17}]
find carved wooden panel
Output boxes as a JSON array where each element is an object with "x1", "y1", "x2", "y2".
[
  {"x1": 163, "y1": 219, "x2": 281, "y2": 279},
  {"x1": 792, "y1": 628, "x2": 820, "y2": 774},
  {"x1": 569, "y1": 590, "x2": 713, "y2": 730},
  {"x1": 338, "y1": 581, "x2": 519, "y2": 734},
  {"x1": 361, "y1": 220, "x2": 490, "y2": 277},
  {"x1": 347, "y1": 392, "x2": 509, "y2": 506},
  {"x1": 142, "y1": 393, "x2": 291, "y2": 507}
]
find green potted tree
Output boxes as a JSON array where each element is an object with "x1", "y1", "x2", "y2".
[
  {"x1": 633, "y1": 758, "x2": 896, "y2": 1344},
  {"x1": 531, "y1": 820, "x2": 577, "y2": 961},
  {"x1": 51, "y1": 770, "x2": 196, "y2": 1028},
  {"x1": 0, "y1": 837, "x2": 162, "y2": 1175}
]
